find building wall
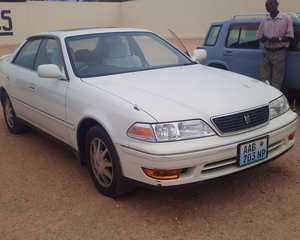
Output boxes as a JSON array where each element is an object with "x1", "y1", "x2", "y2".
[
  {"x1": 0, "y1": 0, "x2": 298, "y2": 46},
  {"x1": 121, "y1": 0, "x2": 299, "y2": 38},
  {"x1": 0, "y1": 2, "x2": 121, "y2": 46}
]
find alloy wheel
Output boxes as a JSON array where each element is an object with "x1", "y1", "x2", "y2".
[{"x1": 90, "y1": 137, "x2": 113, "y2": 187}]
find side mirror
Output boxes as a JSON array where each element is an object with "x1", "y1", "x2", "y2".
[
  {"x1": 37, "y1": 64, "x2": 66, "y2": 79},
  {"x1": 191, "y1": 49, "x2": 207, "y2": 62}
]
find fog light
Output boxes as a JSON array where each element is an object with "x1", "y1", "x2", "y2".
[
  {"x1": 289, "y1": 132, "x2": 296, "y2": 140},
  {"x1": 142, "y1": 168, "x2": 182, "y2": 180}
]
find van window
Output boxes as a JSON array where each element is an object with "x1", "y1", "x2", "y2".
[
  {"x1": 204, "y1": 25, "x2": 221, "y2": 46},
  {"x1": 226, "y1": 23, "x2": 260, "y2": 49},
  {"x1": 287, "y1": 23, "x2": 300, "y2": 51}
]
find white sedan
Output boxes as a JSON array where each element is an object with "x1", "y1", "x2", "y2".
[{"x1": 0, "y1": 28, "x2": 298, "y2": 197}]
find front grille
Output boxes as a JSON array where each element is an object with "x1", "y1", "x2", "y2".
[{"x1": 211, "y1": 105, "x2": 269, "y2": 134}]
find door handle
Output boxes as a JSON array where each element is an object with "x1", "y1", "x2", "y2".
[
  {"x1": 28, "y1": 83, "x2": 35, "y2": 92},
  {"x1": 223, "y1": 51, "x2": 233, "y2": 56}
]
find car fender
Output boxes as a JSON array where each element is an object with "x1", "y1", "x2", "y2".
[{"x1": 65, "y1": 80, "x2": 157, "y2": 153}]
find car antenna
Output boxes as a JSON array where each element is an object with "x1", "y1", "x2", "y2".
[{"x1": 168, "y1": 29, "x2": 191, "y2": 57}]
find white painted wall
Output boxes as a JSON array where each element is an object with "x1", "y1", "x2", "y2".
[
  {"x1": 122, "y1": 0, "x2": 299, "y2": 38},
  {"x1": 0, "y1": 0, "x2": 298, "y2": 46},
  {"x1": 0, "y1": 2, "x2": 121, "y2": 46}
]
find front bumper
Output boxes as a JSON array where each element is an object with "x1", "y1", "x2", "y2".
[{"x1": 116, "y1": 111, "x2": 298, "y2": 188}]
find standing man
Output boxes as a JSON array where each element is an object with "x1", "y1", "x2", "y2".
[{"x1": 256, "y1": 0, "x2": 294, "y2": 89}]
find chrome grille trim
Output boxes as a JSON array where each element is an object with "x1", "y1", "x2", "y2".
[
  {"x1": 211, "y1": 105, "x2": 269, "y2": 134},
  {"x1": 202, "y1": 157, "x2": 237, "y2": 172},
  {"x1": 201, "y1": 140, "x2": 284, "y2": 176}
]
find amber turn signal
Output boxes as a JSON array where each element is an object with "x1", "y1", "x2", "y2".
[
  {"x1": 289, "y1": 132, "x2": 296, "y2": 140},
  {"x1": 142, "y1": 168, "x2": 182, "y2": 180}
]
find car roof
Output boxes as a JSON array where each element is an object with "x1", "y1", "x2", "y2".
[{"x1": 28, "y1": 27, "x2": 152, "y2": 39}]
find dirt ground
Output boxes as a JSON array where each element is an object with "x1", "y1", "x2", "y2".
[{"x1": 1, "y1": 40, "x2": 300, "y2": 240}]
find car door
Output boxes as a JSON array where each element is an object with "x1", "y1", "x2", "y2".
[
  {"x1": 27, "y1": 38, "x2": 70, "y2": 143},
  {"x1": 219, "y1": 22, "x2": 262, "y2": 80},
  {"x1": 284, "y1": 22, "x2": 300, "y2": 90},
  {"x1": 6, "y1": 38, "x2": 43, "y2": 123}
]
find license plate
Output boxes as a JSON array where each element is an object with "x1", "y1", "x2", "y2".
[{"x1": 238, "y1": 137, "x2": 268, "y2": 167}]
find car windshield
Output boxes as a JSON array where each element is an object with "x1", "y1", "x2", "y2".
[{"x1": 65, "y1": 32, "x2": 194, "y2": 78}]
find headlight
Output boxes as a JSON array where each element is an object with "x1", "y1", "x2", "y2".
[
  {"x1": 127, "y1": 120, "x2": 216, "y2": 142},
  {"x1": 269, "y1": 95, "x2": 290, "y2": 120}
]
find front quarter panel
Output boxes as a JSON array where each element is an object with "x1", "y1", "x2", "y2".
[{"x1": 65, "y1": 76, "x2": 156, "y2": 150}]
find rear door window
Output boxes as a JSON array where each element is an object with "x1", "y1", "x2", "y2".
[
  {"x1": 226, "y1": 23, "x2": 260, "y2": 49},
  {"x1": 13, "y1": 38, "x2": 42, "y2": 69}
]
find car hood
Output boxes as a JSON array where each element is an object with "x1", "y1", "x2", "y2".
[{"x1": 82, "y1": 64, "x2": 281, "y2": 122}]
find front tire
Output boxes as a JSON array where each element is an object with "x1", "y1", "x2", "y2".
[
  {"x1": 85, "y1": 125, "x2": 135, "y2": 198},
  {"x1": 1, "y1": 92, "x2": 29, "y2": 134}
]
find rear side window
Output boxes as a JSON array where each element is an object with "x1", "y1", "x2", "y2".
[
  {"x1": 204, "y1": 25, "x2": 221, "y2": 46},
  {"x1": 226, "y1": 23, "x2": 260, "y2": 49},
  {"x1": 13, "y1": 37, "x2": 63, "y2": 71},
  {"x1": 13, "y1": 38, "x2": 42, "y2": 69}
]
